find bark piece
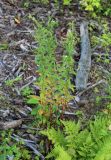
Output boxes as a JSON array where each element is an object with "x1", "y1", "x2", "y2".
[
  {"x1": 0, "y1": 119, "x2": 22, "y2": 130},
  {"x1": 76, "y1": 21, "x2": 91, "y2": 90}
]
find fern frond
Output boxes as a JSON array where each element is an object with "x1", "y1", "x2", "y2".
[
  {"x1": 41, "y1": 128, "x2": 66, "y2": 146},
  {"x1": 76, "y1": 129, "x2": 93, "y2": 147},
  {"x1": 42, "y1": 118, "x2": 111, "y2": 160},
  {"x1": 62, "y1": 120, "x2": 80, "y2": 136},
  {"x1": 62, "y1": 121, "x2": 80, "y2": 147},
  {"x1": 46, "y1": 145, "x2": 72, "y2": 160},
  {"x1": 90, "y1": 117, "x2": 109, "y2": 143},
  {"x1": 94, "y1": 136, "x2": 111, "y2": 160}
]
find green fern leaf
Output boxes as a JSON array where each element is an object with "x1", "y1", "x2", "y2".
[
  {"x1": 46, "y1": 145, "x2": 72, "y2": 160},
  {"x1": 94, "y1": 137, "x2": 111, "y2": 160},
  {"x1": 41, "y1": 128, "x2": 66, "y2": 146}
]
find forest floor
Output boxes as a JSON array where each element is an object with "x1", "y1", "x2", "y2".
[{"x1": 0, "y1": 1, "x2": 111, "y2": 159}]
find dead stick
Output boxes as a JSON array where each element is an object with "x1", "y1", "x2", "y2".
[{"x1": 76, "y1": 79, "x2": 106, "y2": 98}]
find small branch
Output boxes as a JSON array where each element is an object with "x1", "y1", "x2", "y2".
[
  {"x1": 19, "y1": 76, "x2": 36, "y2": 91},
  {"x1": 76, "y1": 79, "x2": 107, "y2": 98},
  {"x1": 60, "y1": 110, "x2": 76, "y2": 116},
  {"x1": 21, "y1": 125, "x2": 41, "y2": 131}
]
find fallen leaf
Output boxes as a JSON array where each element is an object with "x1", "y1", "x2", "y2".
[{"x1": 14, "y1": 17, "x2": 20, "y2": 24}]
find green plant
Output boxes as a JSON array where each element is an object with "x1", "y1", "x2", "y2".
[
  {"x1": 41, "y1": 116, "x2": 111, "y2": 160},
  {"x1": 33, "y1": 0, "x2": 72, "y2": 5},
  {"x1": 104, "y1": 75, "x2": 111, "y2": 114},
  {"x1": 63, "y1": 0, "x2": 72, "y2": 5},
  {"x1": 95, "y1": 74, "x2": 111, "y2": 116},
  {"x1": 80, "y1": 0, "x2": 101, "y2": 11},
  {"x1": 0, "y1": 130, "x2": 31, "y2": 160},
  {"x1": 21, "y1": 87, "x2": 34, "y2": 97},
  {"x1": 91, "y1": 22, "x2": 111, "y2": 64},
  {"x1": 80, "y1": 0, "x2": 111, "y2": 17},
  {"x1": 23, "y1": 1, "x2": 30, "y2": 8},
  {"x1": 0, "y1": 43, "x2": 9, "y2": 50},
  {"x1": 34, "y1": 0, "x2": 49, "y2": 3},
  {"x1": 28, "y1": 18, "x2": 59, "y2": 123},
  {"x1": 23, "y1": 0, "x2": 72, "y2": 9},
  {"x1": 5, "y1": 76, "x2": 22, "y2": 87},
  {"x1": 27, "y1": 18, "x2": 76, "y2": 125}
]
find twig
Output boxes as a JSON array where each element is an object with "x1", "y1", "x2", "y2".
[
  {"x1": 21, "y1": 125, "x2": 41, "y2": 131},
  {"x1": 60, "y1": 110, "x2": 76, "y2": 116},
  {"x1": 97, "y1": 65, "x2": 110, "y2": 76},
  {"x1": 20, "y1": 76, "x2": 36, "y2": 91},
  {"x1": 76, "y1": 79, "x2": 107, "y2": 97}
]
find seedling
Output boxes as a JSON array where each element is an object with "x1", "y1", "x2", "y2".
[
  {"x1": 5, "y1": 77, "x2": 22, "y2": 87},
  {"x1": 0, "y1": 43, "x2": 9, "y2": 51},
  {"x1": 28, "y1": 18, "x2": 76, "y2": 125},
  {"x1": 21, "y1": 87, "x2": 34, "y2": 97}
]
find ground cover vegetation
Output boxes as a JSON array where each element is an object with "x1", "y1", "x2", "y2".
[
  {"x1": 0, "y1": 0, "x2": 111, "y2": 159},
  {"x1": 27, "y1": 17, "x2": 76, "y2": 126}
]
